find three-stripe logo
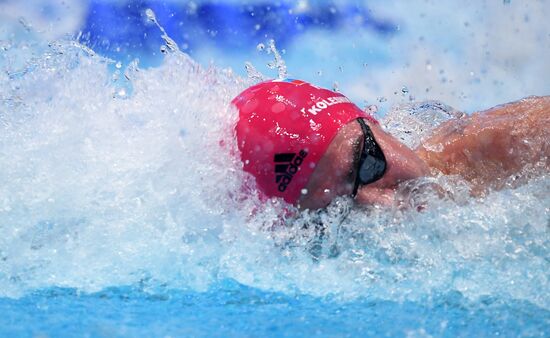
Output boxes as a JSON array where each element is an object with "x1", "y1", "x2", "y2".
[{"x1": 274, "y1": 150, "x2": 308, "y2": 192}]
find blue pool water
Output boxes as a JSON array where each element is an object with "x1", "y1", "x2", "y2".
[
  {"x1": 1, "y1": 1, "x2": 549, "y2": 337},
  {"x1": 1, "y1": 284, "x2": 549, "y2": 337}
]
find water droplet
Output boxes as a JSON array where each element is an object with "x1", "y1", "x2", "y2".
[
  {"x1": 332, "y1": 82, "x2": 339, "y2": 92},
  {"x1": 401, "y1": 86, "x2": 409, "y2": 94},
  {"x1": 377, "y1": 97, "x2": 387, "y2": 103},
  {"x1": 301, "y1": 189, "x2": 308, "y2": 195},
  {"x1": 115, "y1": 61, "x2": 122, "y2": 69},
  {"x1": 365, "y1": 105, "x2": 378, "y2": 114},
  {"x1": 113, "y1": 87, "x2": 128, "y2": 99},
  {"x1": 256, "y1": 43, "x2": 265, "y2": 51},
  {"x1": 18, "y1": 17, "x2": 32, "y2": 32},
  {"x1": 124, "y1": 59, "x2": 140, "y2": 81},
  {"x1": 324, "y1": 189, "x2": 331, "y2": 194},
  {"x1": 145, "y1": 8, "x2": 156, "y2": 23},
  {"x1": 145, "y1": 8, "x2": 180, "y2": 53},
  {"x1": 160, "y1": 45, "x2": 168, "y2": 54}
]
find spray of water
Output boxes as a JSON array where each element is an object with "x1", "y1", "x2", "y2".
[
  {"x1": 265, "y1": 39, "x2": 288, "y2": 79},
  {"x1": 144, "y1": 9, "x2": 179, "y2": 54},
  {"x1": 243, "y1": 39, "x2": 286, "y2": 82},
  {"x1": 0, "y1": 8, "x2": 548, "y2": 311}
]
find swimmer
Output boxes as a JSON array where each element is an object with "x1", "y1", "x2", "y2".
[{"x1": 233, "y1": 79, "x2": 549, "y2": 210}]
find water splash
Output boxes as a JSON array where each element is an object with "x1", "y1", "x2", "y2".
[
  {"x1": 145, "y1": 8, "x2": 179, "y2": 53},
  {"x1": 0, "y1": 38, "x2": 548, "y2": 311},
  {"x1": 265, "y1": 39, "x2": 288, "y2": 79},
  {"x1": 244, "y1": 62, "x2": 266, "y2": 82},
  {"x1": 0, "y1": 37, "x2": 250, "y2": 297},
  {"x1": 243, "y1": 39, "x2": 285, "y2": 82},
  {"x1": 381, "y1": 100, "x2": 465, "y2": 149}
]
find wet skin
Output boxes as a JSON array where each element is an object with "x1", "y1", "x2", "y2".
[{"x1": 298, "y1": 96, "x2": 550, "y2": 210}]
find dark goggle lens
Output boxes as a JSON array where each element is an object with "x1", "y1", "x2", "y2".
[
  {"x1": 352, "y1": 118, "x2": 387, "y2": 197},
  {"x1": 357, "y1": 154, "x2": 386, "y2": 185}
]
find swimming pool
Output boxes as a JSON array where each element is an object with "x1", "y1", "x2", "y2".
[{"x1": 1, "y1": 1, "x2": 549, "y2": 337}]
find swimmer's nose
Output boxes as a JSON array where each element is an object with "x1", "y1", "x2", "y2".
[
  {"x1": 354, "y1": 154, "x2": 430, "y2": 206},
  {"x1": 354, "y1": 186, "x2": 396, "y2": 206}
]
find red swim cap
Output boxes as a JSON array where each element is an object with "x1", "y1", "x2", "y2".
[{"x1": 233, "y1": 79, "x2": 376, "y2": 204}]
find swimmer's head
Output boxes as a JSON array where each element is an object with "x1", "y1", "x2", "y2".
[{"x1": 232, "y1": 79, "x2": 378, "y2": 205}]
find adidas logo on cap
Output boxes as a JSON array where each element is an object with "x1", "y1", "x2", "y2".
[{"x1": 274, "y1": 150, "x2": 308, "y2": 192}]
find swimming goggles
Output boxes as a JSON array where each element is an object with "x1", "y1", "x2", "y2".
[{"x1": 351, "y1": 118, "x2": 387, "y2": 197}]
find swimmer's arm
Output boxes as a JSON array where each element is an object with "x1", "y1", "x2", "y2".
[{"x1": 416, "y1": 96, "x2": 550, "y2": 192}]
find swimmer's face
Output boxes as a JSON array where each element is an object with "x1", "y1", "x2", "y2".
[{"x1": 298, "y1": 119, "x2": 430, "y2": 210}]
